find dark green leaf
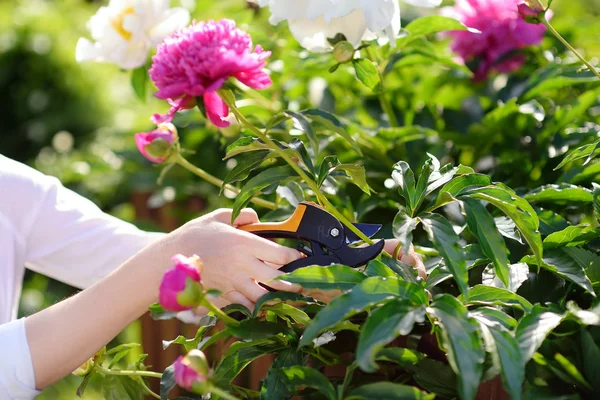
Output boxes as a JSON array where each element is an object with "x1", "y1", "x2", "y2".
[
  {"x1": 346, "y1": 382, "x2": 435, "y2": 400},
  {"x1": 254, "y1": 292, "x2": 317, "y2": 316},
  {"x1": 515, "y1": 305, "x2": 564, "y2": 362},
  {"x1": 365, "y1": 259, "x2": 397, "y2": 278},
  {"x1": 260, "y1": 348, "x2": 304, "y2": 400},
  {"x1": 428, "y1": 295, "x2": 485, "y2": 400},
  {"x1": 427, "y1": 174, "x2": 492, "y2": 211},
  {"x1": 276, "y1": 366, "x2": 337, "y2": 400},
  {"x1": 299, "y1": 276, "x2": 427, "y2": 347},
  {"x1": 284, "y1": 110, "x2": 319, "y2": 155},
  {"x1": 301, "y1": 109, "x2": 361, "y2": 154},
  {"x1": 392, "y1": 161, "x2": 417, "y2": 214},
  {"x1": 274, "y1": 264, "x2": 366, "y2": 291},
  {"x1": 543, "y1": 224, "x2": 600, "y2": 249},
  {"x1": 555, "y1": 140, "x2": 600, "y2": 170},
  {"x1": 232, "y1": 166, "x2": 294, "y2": 222},
  {"x1": 470, "y1": 307, "x2": 518, "y2": 330},
  {"x1": 222, "y1": 304, "x2": 252, "y2": 318},
  {"x1": 215, "y1": 341, "x2": 288, "y2": 384},
  {"x1": 131, "y1": 64, "x2": 148, "y2": 103},
  {"x1": 495, "y1": 216, "x2": 524, "y2": 244},
  {"x1": 289, "y1": 138, "x2": 316, "y2": 175},
  {"x1": 580, "y1": 328, "x2": 600, "y2": 392},
  {"x1": 103, "y1": 375, "x2": 144, "y2": 400},
  {"x1": 222, "y1": 150, "x2": 271, "y2": 191},
  {"x1": 525, "y1": 184, "x2": 593, "y2": 205},
  {"x1": 414, "y1": 155, "x2": 437, "y2": 211},
  {"x1": 404, "y1": 15, "x2": 468, "y2": 36},
  {"x1": 463, "y1": 185, "x2": 543, "y2": 267},
  {"x1": 408, "y1": 358, "x2": 458, "y2": 398},
  {"x1": 522, "y1": 248, "x2": 595, "y2": 295},
  {"x1": 419, "y1": 213, "x2": 468, "y2": 296},
  {"x1": 353, "y1": 58, "x2": 380, "y2": 90},
  {"x1": 229, "y1": 318, "x2": 290, "y2": 340},
  {"x1": 593, "y1": 183, "x2": 600, "y2": 223},
  {"x1": 356, "y1": 300, "x2": 426, "y2": 372},
  {"x1": 160, "y1": 364, "x2": 176, "y2": 400},
  {"x1": 225, "y1": 137, "x2": 269, "y2": 159},
  {"x1": 462, "y1": 198, "x2": 510, "y2": 287},
  {"x1": 379, "y1": 253, "x2": 420, "y2": 285},
  {"x1": 317, "y1": 155, "x2": 340, "y2": 187},
  {"x1": 76, "y1": 373, "x2": 92, "y2": 397},
  {"x1": 459, "y1": 284, "x2": 533, "y2": 311},
  {"x1": 563, "y1": 247, "x2": 600, "y2": 288},
  {"x1": 536, "y1": 208, "x2": 570, "y2": 236},
  {"x1": 334, "y1": 163, "x2": 372, "y2": 194}
]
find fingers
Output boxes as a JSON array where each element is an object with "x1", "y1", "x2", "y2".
[
  {"x1": 384, "y1": 239, "x2": 401, "y2": 256},
  {"x1": 250, "y1": 259, "x2": 302, "y2": 293},
  {"x1": 234, "y1": 279, "x2": 270, "y2": 303},
  {"x1": 222, "y1": 290, "x2": 255, "y2": 311},
  {"x1": 233, "y1": 208, "x2": 260, "y2": 227},
  {"x1": 247, "y1": 236, "x2": 302, "y2": 266},
  {"x1": 402, "y1": 252, "x2": 427, "y2": 279}
]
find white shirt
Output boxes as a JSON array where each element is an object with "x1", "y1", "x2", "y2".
[{"x1": 0, "y1": 155, "x2": 163, "y2": 399}]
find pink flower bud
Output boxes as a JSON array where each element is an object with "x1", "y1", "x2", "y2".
[
  {"x1": 174, "y1": 350, "x2": 209, "y2": 392},
  {"x1": 518, "y1": 3, "x2": 545, "y2": 24},
  {"x1": 134, "y1": 123, "x2": 177, "y2": 163},
  {"x1": 159, "y1": 254, "x2": 203, "y2": 311}
]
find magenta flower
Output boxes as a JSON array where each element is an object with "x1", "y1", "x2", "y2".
[
  {"x1": 442, "y1": 0, "x2": 548, "y2": 81},
  {"x1": 159, "y1": 254, "x2": 203, "y2": 312},
  {"x1": 174, "y1": 350, "x2": 209, "y2": 392},
  {"x1": 134, "y1": 123, "x2": 177, "y2": 163},
  {"x1": 149, "y1": 19, "x2": 272, "y2": 127}
]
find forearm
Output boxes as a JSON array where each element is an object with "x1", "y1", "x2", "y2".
[{"x1": 25, "y1": 235, "x2": 177, "y2": 389}]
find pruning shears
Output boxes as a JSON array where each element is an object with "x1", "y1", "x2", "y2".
[{"x1": 240, "y1": 202, "x2": 385, "y2": 273}]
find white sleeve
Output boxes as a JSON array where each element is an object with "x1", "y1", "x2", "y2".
[
  {"x1": 1, "y1": 156, "x2": 164, "y2": 289},
  {"x1": 0, "y1": 319, "x2": 39, "y2": 400}
]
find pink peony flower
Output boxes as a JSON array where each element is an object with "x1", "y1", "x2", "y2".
[
  {"x1": 442, "y1": 0, "x2": 548, "y2": 81},
  {"x1": 173, "y1": 350, "x2": 209, "y2": 392},
  {"x1": 134, "y1": 123, "x2": 177, "y2": 163},
  {"x1": 149, "y1": 19, "x2": 272, "y2": 127},
  {"x1": 159, "y1": 254, "x2": 203, "y2": 312}
]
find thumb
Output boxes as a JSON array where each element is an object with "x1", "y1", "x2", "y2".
[{"x1": 233, "y1": 208, "x2": 260, "y2": 227}]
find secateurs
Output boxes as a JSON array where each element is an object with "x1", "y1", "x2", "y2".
[{"x1": 240, "y1": 202, "x2": 385, "y2": 273}]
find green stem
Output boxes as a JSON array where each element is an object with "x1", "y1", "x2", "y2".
[
  {"x1": 232, "y1": 80, "x2": 278, "y2": 111},
  {"x1": 366, "y1": 48, "x2": 399, "y2": 127},
  {"x1": 545, "y1": 21, "x2": 600, "y2": 79},
  {"x1": 95, "y1": 364, "x2": 163, "y2": 379},
  {"x1": 137, "y1": 376, "x2": 160, "y2": 399},
  {"x1": 339, "y1": 363, "x2": 357, "y2": 399},
  {"x1": 175, "y1": 155, "x2": 276, "y2": 210},
  {"x1": 219, "y1": 90, "x2": 376, "y2": 246},
  {"x1": 201, "y1": 297, "x2": 240, "y2": 327},
  {"x1": 208, "y1": 384, "x2": 240, "y2": 400}
]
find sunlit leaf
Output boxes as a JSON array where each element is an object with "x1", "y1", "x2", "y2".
[
  {"x1": 516, "y1": 305, "x2": 564, "y2": 362},
  {"x1": 274, "y1": 264, "x2": 366, "y2": 291},
  {"x1": 353, "y1": 58, "x2": 380, "y2": 90}
]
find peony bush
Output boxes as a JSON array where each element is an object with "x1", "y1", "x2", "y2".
[{"x1": 71, "y1": 0, "x2": 600, "y2": 399}]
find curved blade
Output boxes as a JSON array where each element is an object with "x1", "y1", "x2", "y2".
[
  {"x1": 345, "y1": 223, "x2": 382, "y2": 244},
  {"x1": 333, "y1": 240, "x2": 385, "y2": 267}
]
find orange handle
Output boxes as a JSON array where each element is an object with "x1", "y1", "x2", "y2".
[{"x1": 240, "y1": 203, "x2": 308, "y2": 234}]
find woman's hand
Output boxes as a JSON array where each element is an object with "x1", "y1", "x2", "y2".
[{"x1": 169, "y1": 208, "x2": 302, "y2": 310}]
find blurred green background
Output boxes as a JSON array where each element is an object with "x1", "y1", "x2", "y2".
[{"x1": 1, "y1": 0, "x2": 599, "y2": 398}]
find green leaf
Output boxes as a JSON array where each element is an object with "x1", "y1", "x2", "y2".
[
  {"x1": 580, "y1": 328, "x2": 600, "y2": 392},
  {"x1": 413, "y1": 155, "x2": 437, "y2": 211},
  {"x1": 470, "y1": 307, "x2": 518, "y2": 330},
  {"x1": 276, "y1": 366, "x2": 337, "y2": 400},
  {"x1": 299, "y1": 276, "x2": 427, "y2": 347},
  {"x1": 463, "y1": 185, "x2": 543, "y2": 267},
  {"x1": 462, "y1": 198, "x2": 510, "y2": 287},
  {"x1": 263, "y1": 303, "x2": 311, "y2": 326},
  {"x1": 459, "y1": 285, "x2": 533, "y2": 312},
  {"x1": 276, "y1": 181, "x2": 305, "y2": 207},
  {"x1": 274, "y1": 264, "x2": 366, "y2": 291},
  {"x1": 555, "y1": 140, "x2": 600, "y2": 170},
  {"x1": 482, "y1": 262, "x2": 530, "y2": 293},
  {"x1": 346, "y1": 382, "x2": 435, "y2": 400},
  {"x1": 334, "y1": 163, "x2": 373, "y2": 194},
  {"x1": 107, "y1": 344, "x2": 140, "y2": 368},
  {"x1": 222, "y1": 304, "x2": 252, "y2": 318},
  {"x1": 536, "y1": 208, "x2": 570, "y2": 236},
  {"x1": 376, "y1": 347, "x2": 425, "y2": 367},
  {"x1": 215, "y1": 341, "x2": 287, "y2": 384},
  {"x1": 232, "y1": 166, "x2": 294, "y2": 221},
  {"x1": 379, "y1": 253, "x2": 420, "y2": 285},
  {"x1": 229, "y1": 318, "x2": 290, "y2": 340},
  {"x1": 525, "y1": 184, "x2": 593, "y2": 205},
  {"x1": 289, "y1": 138, "x2": 316, "y2": 175},
  {"x1": 526, "y1": 73, "x2": 600, "y2": 100},
  {"x1": 317, "y1": 155, "x2": 340, "y2": 187},
  {"x1": 419, "y1": 213, "x2": 468, "y2": 296},
  {"x1": 427, "y1": 174, "x2": 492, "y2": 211},
  {"x1": 516, "y1": 305, "x2": 564, "y2": 363},
  {"x1": 130, "y1": 64, "x2": 148, "y2": 103},
  {"x1": 543, "y1": 224, "x2": 600, "y2": 249},
  {"x1": 593, "y1": 183, "x2": 600, "y2": 223},
  {"x1": 365, "y1": 259, "x2": 397, "y2": 278},
  {"x1": 222, "y1": 150, "x2": 271, "y2": 190},
  {"x1": 428, "y1": 295, "x2": 485, "y2": 400},
  {"x1": 404, "y1": 15, "x2": 468, "y2": 36},
  {"x1": 392, "y1": 161, "x2": 417, "y2": 214},
  {"x1": 148, "y1": 303, "x2": 178, "y2": 321},
  {"x1": 160, "y1": 364, "x2": 176, "y2": 400},
  {"x1": 103, "y1": 375, "x2": 144, "y2": 400},
  {"x1": 260, "y1": 348, "x2": 304, "y2": 400},
  {"x1": 554, "y1": 353, "x2": 593, "y2": 390},
  {"x1": 356, "y1": 300, "x2": 426, "y2": 372},
  {"x1": 254, "y1": 292, "x2": 317, "y2": 316},
  {"x1": 522, "y1": 248, "x2": 595, "y2": 295},
  {"x1": 301, "y1": 109, "x2": 362, "y2": 154},
  {"x1": 284, "y1": 110, "x2": 319, "y2": 155},
  {"x1": 224, "y1": 137, "x2": 269, "y2": 159},
  {"x1": 353, "y1": 58, "x2": 380, "y2": 90}
]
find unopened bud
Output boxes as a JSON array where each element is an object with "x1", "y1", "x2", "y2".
[
  {"x1": 332, "y1": 41, "x2": 355, "y2": 63},
  {"x1": 518, "y1": 2, "x2": 545, "y2": 24}
]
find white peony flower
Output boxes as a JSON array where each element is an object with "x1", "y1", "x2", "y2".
[
  {"x1": 76, "y1": 0, "x2": 190, "y2": 70},
  {"x1": 258, "y1": 0, "x2": 443, "y2": 52}
]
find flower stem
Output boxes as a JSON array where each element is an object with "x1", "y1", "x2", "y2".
[
  {"x1": 220, "y1": 90, "x2": 375, "y2": 245},
  {"x1": 175, "y1": 155, "x2": 276, "y2": 210},
  {"x1": 366, "y1": 48, "x2": 399, "y2": 127},
  {"x1": 545, "y1": 21, "x2": 600, "y2": 79},
  {"x1": 95, "y1": 364, "x2": 163, "y2": 379},
  {"x1": 208, "y1": 385, "x2": 240, "y2": 400},
  {"x1": 137, "y1": 376, "x2": 161, "y2": 399},
  {"x1": 200, "y1": 297, "x2": 240, "y2": 327}
]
